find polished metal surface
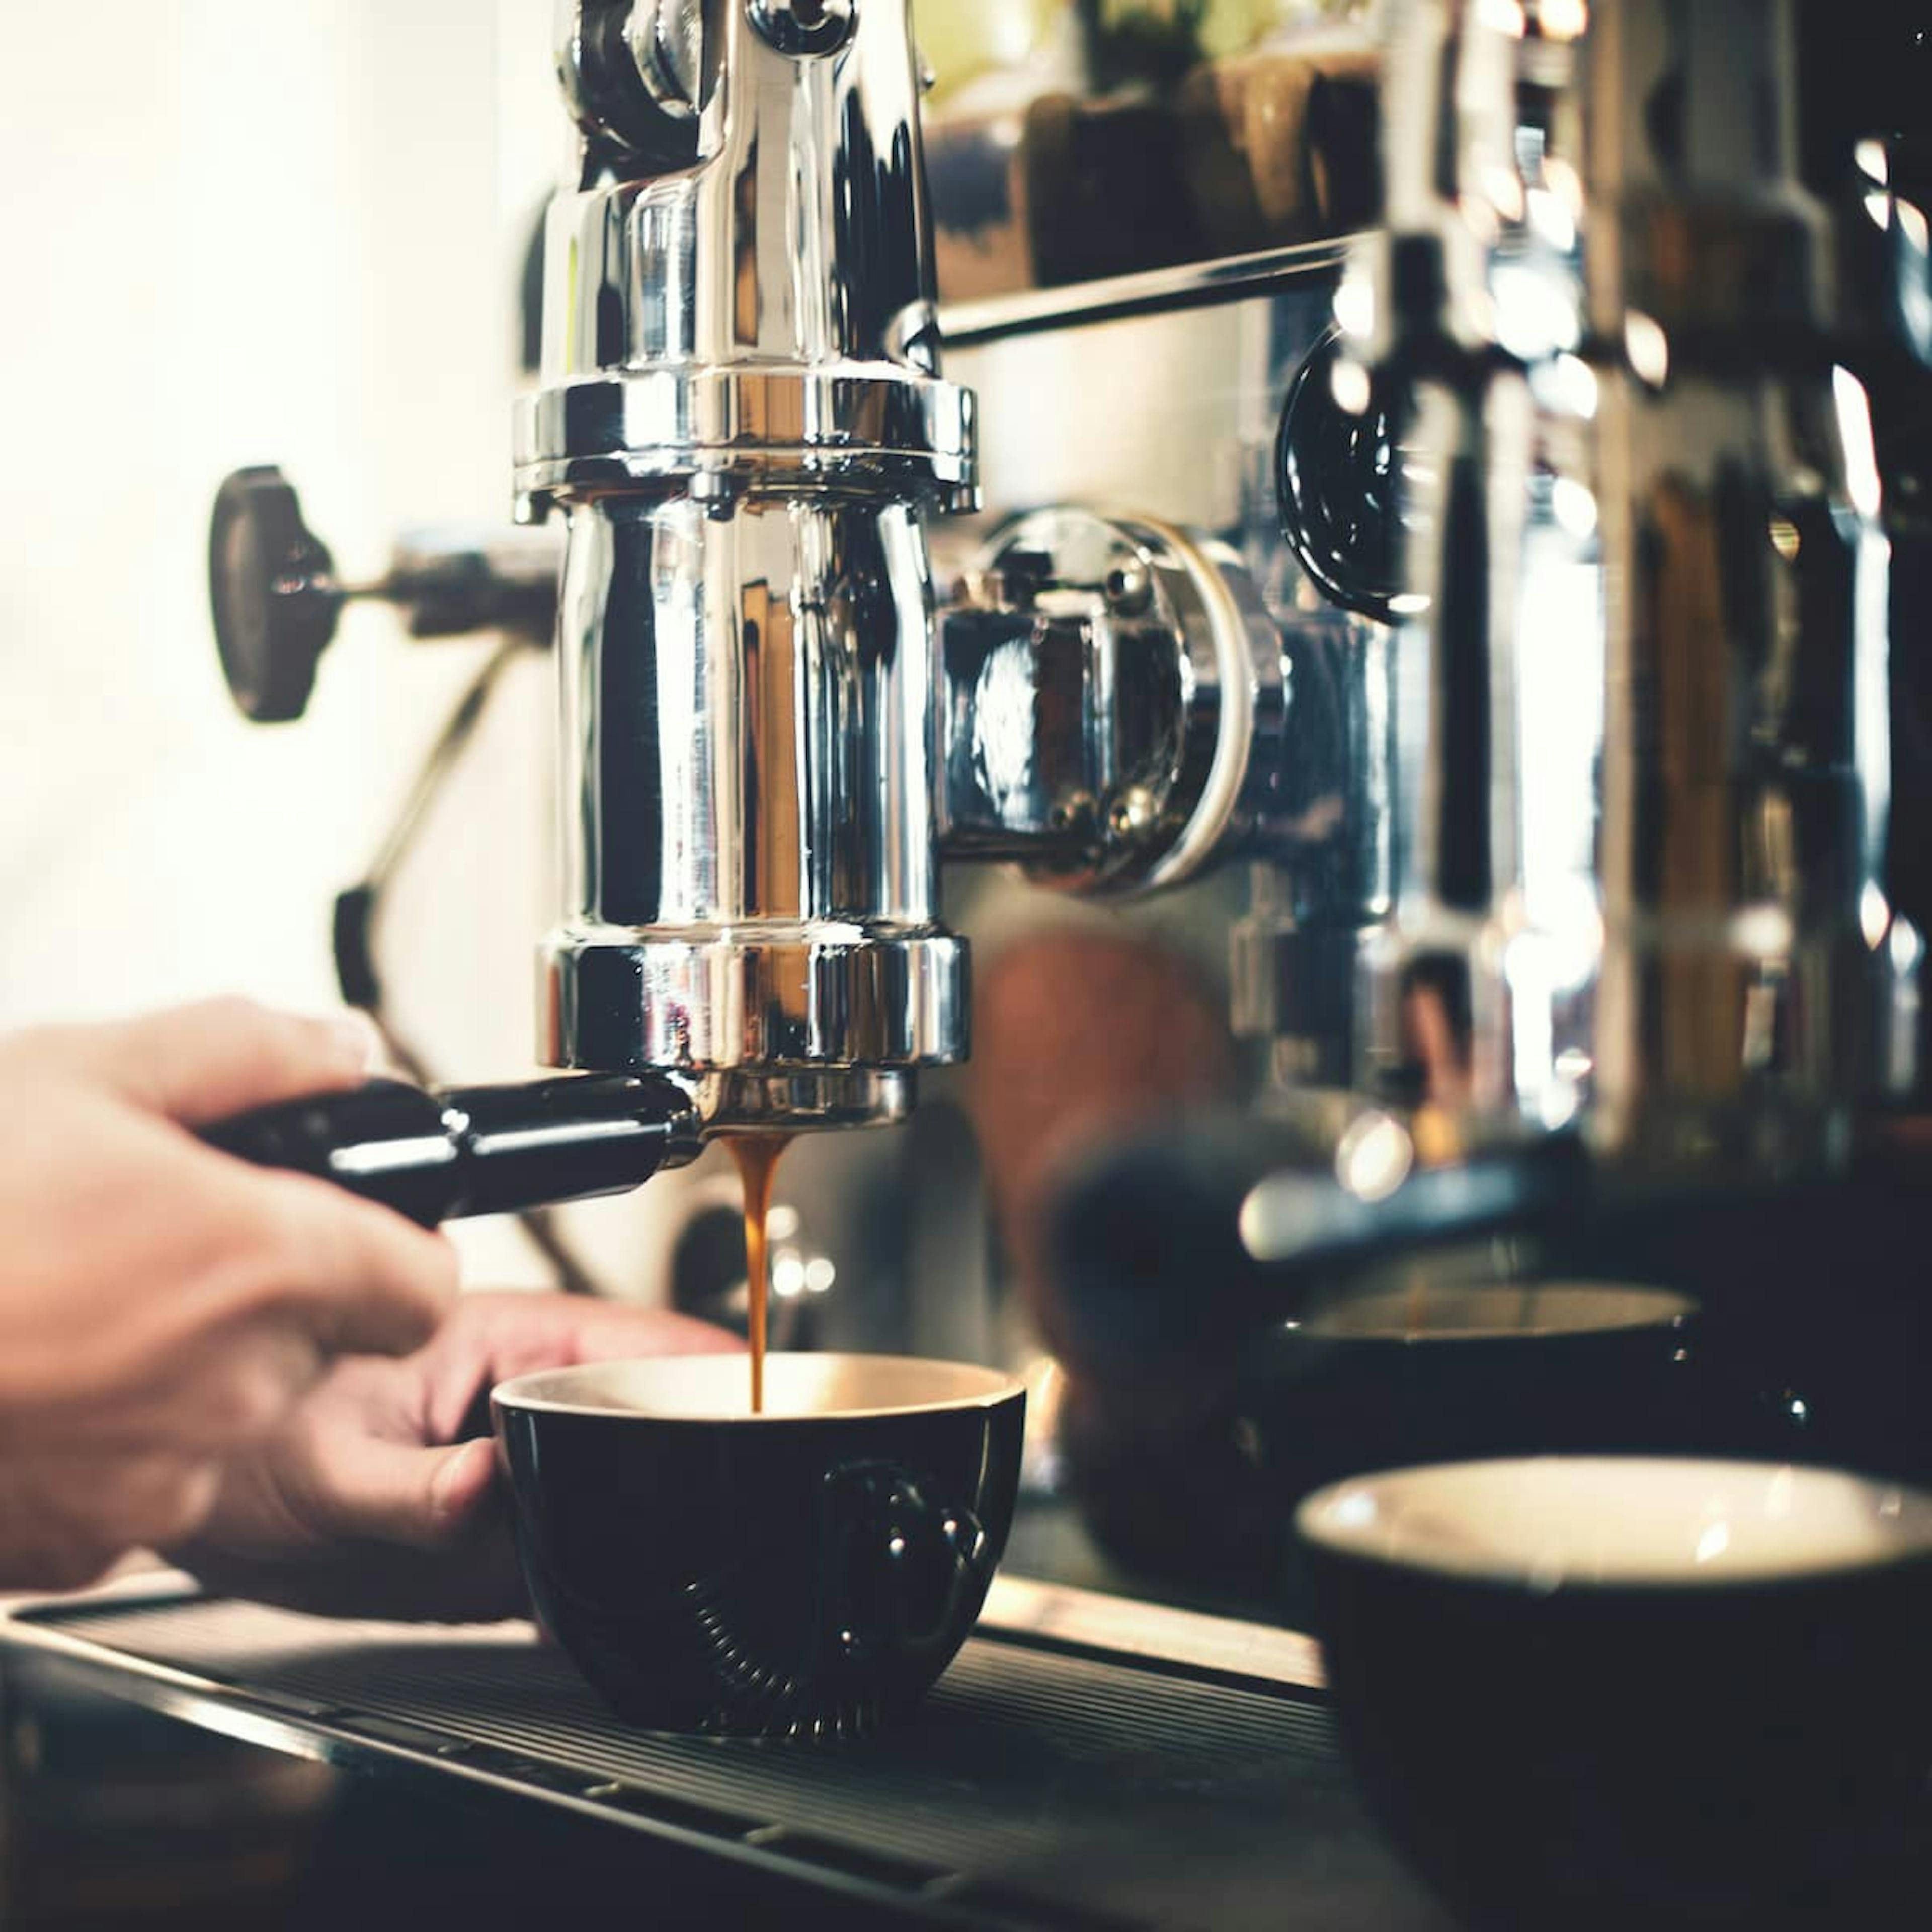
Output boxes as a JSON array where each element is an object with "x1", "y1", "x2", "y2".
[
  {"x1": 1273, "y1": 328, "x2": 1403, "y2": 623},
  {"x1": 1323, "y1": 0, "x2": 1922, "y2": 1172},
  {"x1": 1230, "y1": 596, "x2": 1396, "y2": 1090},
  {"x1": 513, "y1": 369, "x2": 975, "y2": 506},
  {"x1": 940, "y1": 509, "x2": 1283, "y2": 895},
  {"x1": 542, "y1": 490, "x2": 965, "y2": 1073},
  {"x1": 694, "y1": 1067, "x2": 917, "y2": 1133},
  {"x1": 747, "y1": 0, "x2": 855, "y2": 59},
  {"x1": 528, "y1": 1, "x2": 979, "y2": 1094},
  {"x1": 940, "y1": 237, "x2": 1356, "y2": 350},
  {"x1": 938, "y1": 272, "x2": 1376, "y2": 1092},
  {"x1": 378, "y1": 523, "x2": 562, "y2": 641},
  {"x1": 528, "y1": 1, "x2": 968, "y2": 424}
]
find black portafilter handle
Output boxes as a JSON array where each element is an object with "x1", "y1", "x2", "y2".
[{"x1": 198, "y1": 1074, "x2": 701, "y2": 1228}]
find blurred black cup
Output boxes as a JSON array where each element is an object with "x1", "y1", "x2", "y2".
[
  {"x1": 1252, "y1": 1279, "x2": 1718, "y2": 1619},
  {"x1": 1300, "y1": 1457, "x2": 1932, "y2": 1930},
  {"x1": 1253, "y1": 1279, "x2": 1712, "y2": 1473},
  {"x1": 494, "y1": 1353, "x2": 1025, "y2": 1736}
]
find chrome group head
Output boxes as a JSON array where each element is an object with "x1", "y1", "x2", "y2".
[{"x1": 522, "y1": 2, "x2": 977, "y2": 1122}]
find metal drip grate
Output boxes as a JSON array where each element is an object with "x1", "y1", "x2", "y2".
[{"x1": 7, "y1": 1592, "x2": 1448, "y2": 1931}]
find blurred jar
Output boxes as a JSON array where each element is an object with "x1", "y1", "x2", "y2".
[
  {"x1": 917, "y1": 1, "x2": 1362, "y2": 106},
  {"x1": 918, "y1": 1, "x2": 1077, "y2": 115},
  {"x1": 918, "y1": 0, "x2": 1383, "y2": 301}
]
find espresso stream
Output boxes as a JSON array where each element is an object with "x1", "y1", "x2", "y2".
[{"x1": 726, "y1": 1134, "x2": 792, "y2": 1413}]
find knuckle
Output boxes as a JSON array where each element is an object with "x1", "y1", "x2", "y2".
[
  {"x1": 148, "y1": 1463, "x2": 222, "y2": 1546},
  {"x1": 99, "y1": 1457, "x2": 221, "y2": 1549},
  {"x1": 220, "y1": 1190, "x2": 311, "y2": 1291},
  {"x1": 416, "y1": 1233, "x2": 461, "y2": 1306},
  {"x1": 346, "y1": 1217, "x2": 458, "y2": 1326},
  {"x1": 179, "y1": 996, "x2": 315, "y2": 1081},
  {"x1": 391, "y1": 1249, "x2": 459, "y2": 1347},
  {"x1": 188, "y1": 993, "x2": 270, "y2": 1035},
  {"x1": 205, "y1": 1358, "x2": 303, "y2": 1444},
  {"x1": 210, "y1": 1178, "x2": 456, "y2": 1354}
]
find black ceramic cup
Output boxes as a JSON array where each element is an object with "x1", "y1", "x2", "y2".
[
  {"x1": 1253, "y1": 1280, "x2": 1713, "y2": 1623},
  {"x1": 493, "y1": 1352, "x2": 1025, "y2": 1736},
  {"x1": 1254, "y1": 1279, "x2": 1708, "y2": 1477},
  {"x1": 1299, "y1": 1457, "x2": 1932, "y2": 1930}
]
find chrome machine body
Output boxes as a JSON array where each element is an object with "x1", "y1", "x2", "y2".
[
  {"x1": 923, "y1": 1, "x2": 1932, "y2": 1514},
  {"x1": 1319, "y1": 0, "x2": 1923, "y2": 1184},
  {"x1": 206, "y1": 1, "x2": 1932, "y2": 1402}
]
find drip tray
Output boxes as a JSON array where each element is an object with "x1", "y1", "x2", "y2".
[{"x1": 2, "y1": 1585, "x2": 1448, "y2": 1931}]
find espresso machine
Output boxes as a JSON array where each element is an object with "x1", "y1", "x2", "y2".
[
  {"x1": 199, "y1": 0, "x2": 1932, "y2": 1533},
  {"x1": 198, "y1": 0, "x2": 1289, "y2": 1241},
  {"x1": 6, "y1": 2, "x2": 1931, "y2": 1926}
]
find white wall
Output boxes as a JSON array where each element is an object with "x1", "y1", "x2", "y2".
[
  {"x1": 0, "y1": 0, "x2": 560, "y2": 1019},
  {"x1": 0, "y1": 1, "x2": 622, "y2": 1286}
]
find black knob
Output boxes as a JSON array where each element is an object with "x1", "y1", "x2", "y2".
[
  {"x1": 209, "y1": 466, "x2": 342, "y2": 723},
  {"x1": 1275, "y1": 327, "x2": 1403, "y2": 623}
]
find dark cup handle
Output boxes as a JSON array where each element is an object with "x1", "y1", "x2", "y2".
[{"x1": 820, "y1": 1461, "x2": 991, "y2": 1670}]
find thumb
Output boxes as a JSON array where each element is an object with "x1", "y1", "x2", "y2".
[
  {"x1": 305, "y1": 1433, "x2": 501, "y2": 1550},
  {"x1": 98, "y1": 998, "x2": 377, "y2": 1126}
]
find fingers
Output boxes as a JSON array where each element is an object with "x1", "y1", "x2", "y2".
[
  {"x1": 431, "y1": 1437, "x2": 500, "y2": 1525},
  {"x1": 0, "y1": 1114, "x2": 454, "y2": 1462},
  {"x1": 0, "y1": 1453, "x2": 222, "y2": 1592},
  {"x1": 54, "y1": 1317, "x2": 333, "y2": 1456},
  {"x1": 240, "y1": 1168, "x2": 459, "y2": 1360},
  {"x1": 296, "y1": 1431, "x2": 501, "y2": 1551},
  {"x1": 0, "y1": 1145, "x2": 455, "y2": 1455},
  {"x1": 419, "y1": 1292, "x2": 741, "y2": 1442},
  {"x1": 560, "y1": 1299, "x2": 747, "y2": 1361},
  {"x1": 93, "y1": 998, "x2": 376, "y2": 1125}
]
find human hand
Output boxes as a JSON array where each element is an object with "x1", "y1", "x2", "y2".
[
  {"x1": 166, "y1": 1290, "x2": 739, "y2": 1621},
  {"x1": 0, "y1": 999, "x2": 456, "y2": 1591}
]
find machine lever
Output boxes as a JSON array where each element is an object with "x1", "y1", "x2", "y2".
[{"x1": 208, "y1": 466, "x2": 558, "y2": 723}]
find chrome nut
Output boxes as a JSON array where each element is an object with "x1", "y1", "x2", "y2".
[{"x1": 749, "y1": 0, "x2": 857, "y2": 58}]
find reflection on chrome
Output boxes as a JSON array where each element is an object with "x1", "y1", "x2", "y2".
[
  {"x1": 1307, "y1": 0, "x2": 1925, "y2": 1177},
  {"x1": 526, "y1": 1, "x2": 978, "y2": 1094}
]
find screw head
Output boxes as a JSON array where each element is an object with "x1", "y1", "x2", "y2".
[
  {"x1": 749, "y1": 0, "x2": 857, "y2": 56},
  {"x1": 1103, "y1": 561, "x2": 1153, "y2": 616},
  {"x1": 1107, "y1": 786, "x2": 1159, "y2": 842},
  {"x1": 628, "y1": 0, "x2": 704, "y2": 116}
]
